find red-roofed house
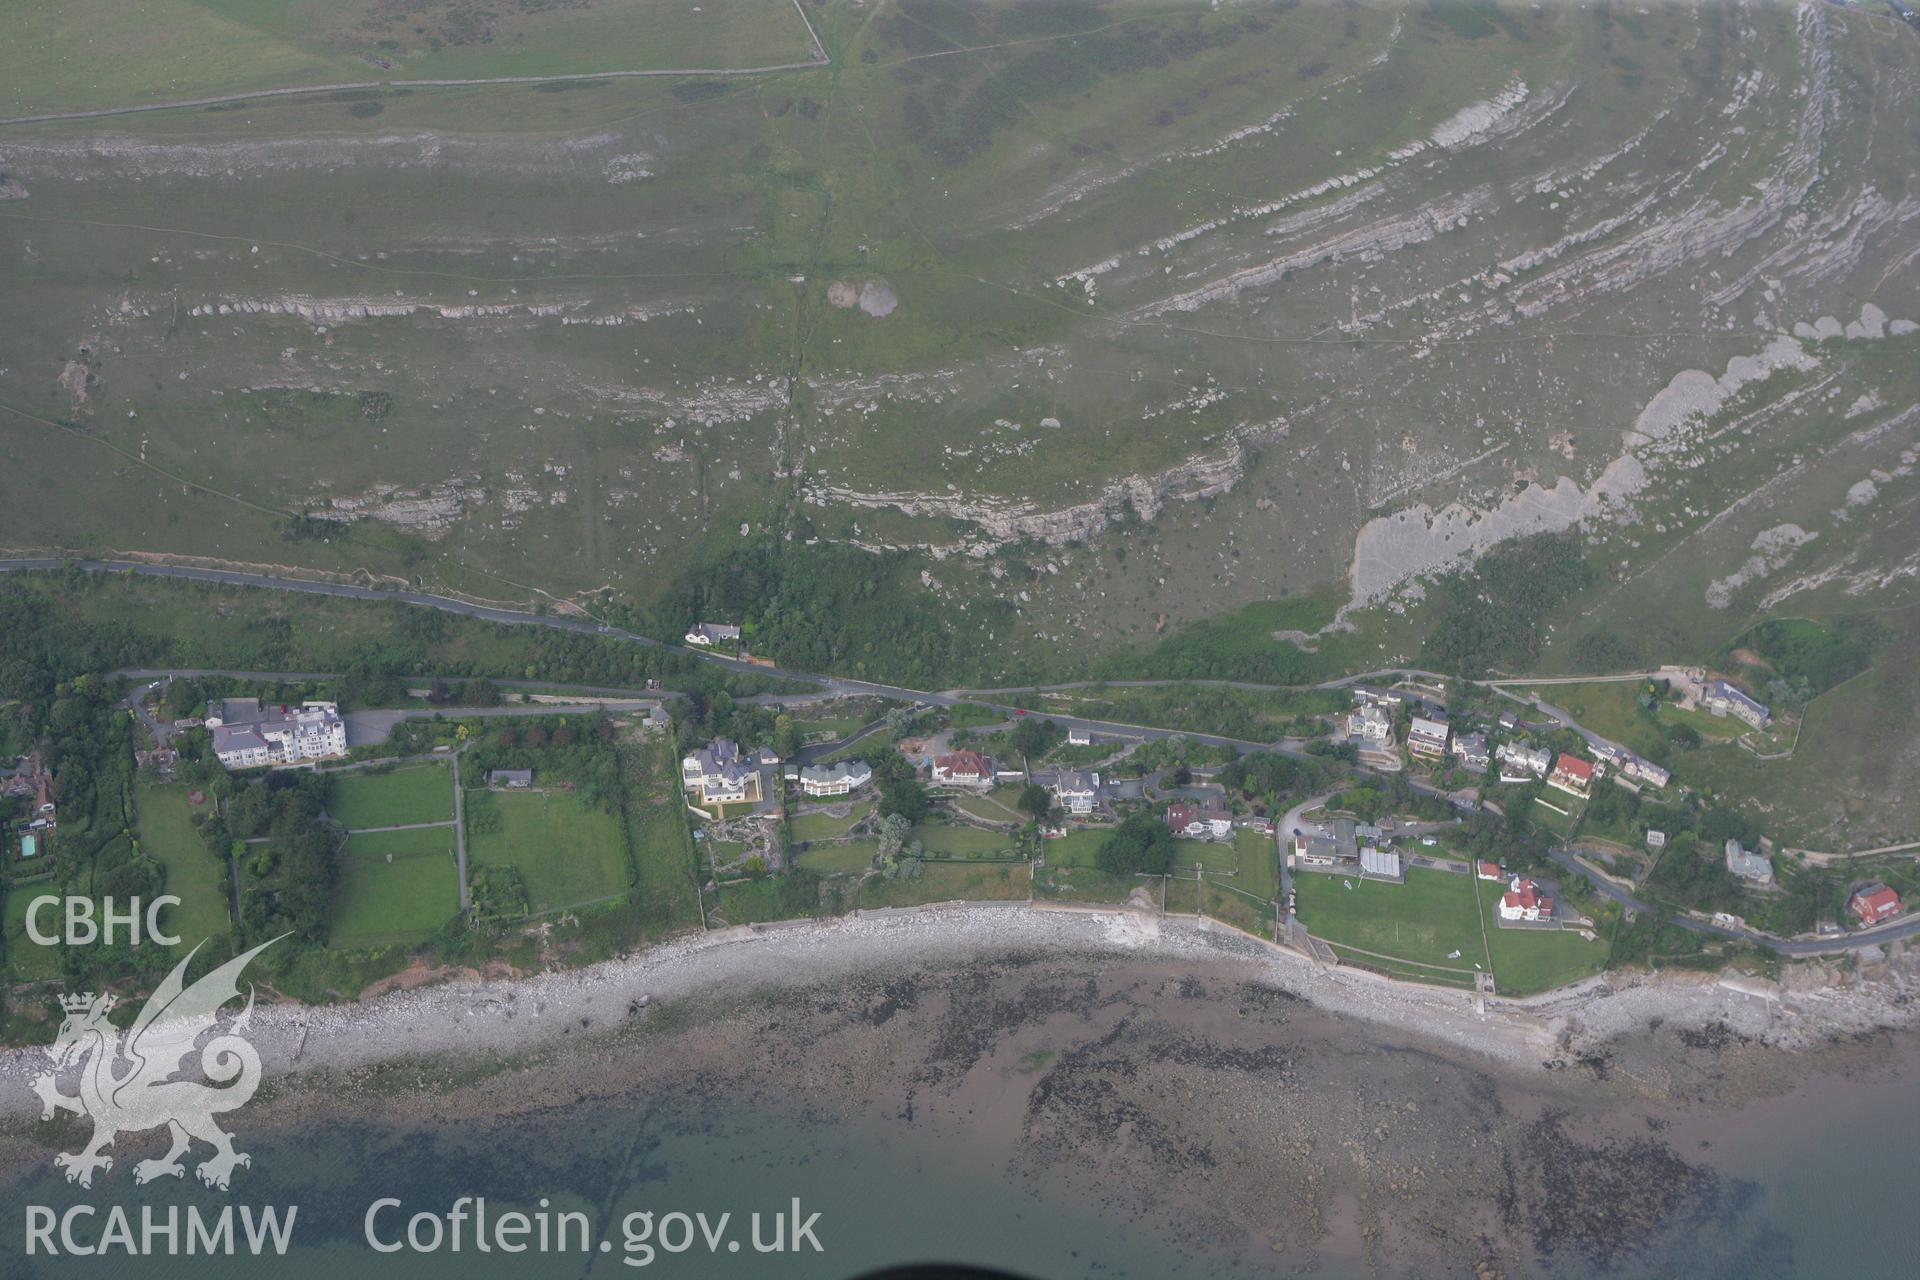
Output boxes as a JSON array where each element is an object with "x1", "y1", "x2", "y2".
[
  {"x1": 1166, "y1": 802, "x2": 1204, "y2": 839},
  {"x1": 930, "y1": 750, "x2": 993, "y2": 789},
  {"x1": 1848, "y1": 883, "x2": 1902, "y2": 927},
  {"x1": 1547, "y1": 753, "x2": 1593, "y2": 799},
  {"x1": 1498, "y1": 877, "x2": 1554, "y2": 923},
  {"x1": 1476, "y1": 861, "x2": 1502, "y2": 882}
]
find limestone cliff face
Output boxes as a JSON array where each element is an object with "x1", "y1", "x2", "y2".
[
  {"x1": 190, "y1": 296, "x2": 578, "y2": 323},
  {"x1": 805, "y1": 432, "x2": 1267, "y2": 556}
]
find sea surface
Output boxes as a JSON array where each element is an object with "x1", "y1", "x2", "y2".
[{"x1": 2, "y1": 1010, "x2": 1917, "y2": 1278}]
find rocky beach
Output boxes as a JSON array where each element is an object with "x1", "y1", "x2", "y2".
[{"x1": 3, "y1": 906, "x2": 1917, "y2": 1276}]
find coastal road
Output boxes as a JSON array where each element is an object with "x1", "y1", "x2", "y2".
[
  {"x1": 1546, "y1": 846, "x2": 1920, "y2": 956},
  {"x1": 3, "y1": 559, "x2": 1318, "y2": 761},
  {"x1": 15, "y1": 559, "x2": 1912, "y2": 957}
]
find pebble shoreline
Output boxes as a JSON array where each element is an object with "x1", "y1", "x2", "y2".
[{"x1": 3, "y1": 904, "x2": 1913, "y2": 1115}]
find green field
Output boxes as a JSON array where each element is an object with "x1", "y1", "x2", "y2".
[
  {"x1": 326, "y1": 765, "x2": 455, "y2": 830},
  {"x1": 1296, "y1": 868, "x2": 1486, "y2": 975},
  {"x1": 466, "y1": 787, "x2": 630, "y2": 913},
  {"x1": 617, "y1": 737, "x2": 703, "y2": 935},
  {"x1": 3, "y1": 887, "x2": 66, "y2": 982},
  {"x1": 136, "y1": 783, "x2": 231, "y2": 946},
  {"x1": 789, "y1": 802, "x2": 871, "y2": 843},
  {"x1": 2, "y1": 0, "x2": 820, "y2": 117},
  {"x1": 1165, "y1": 875, "x2": 1201, "y2": 917},
  {"x1": 330, "y1": 828, "x2": 460, "y2": 948},
  {"x1": 1023, "y1": 683, "x2": 1349, "y2": 742}
]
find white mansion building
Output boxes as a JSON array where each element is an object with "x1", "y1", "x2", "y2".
[{"x1": 208, "y1": 698, "x2": 348, "y2": 769}]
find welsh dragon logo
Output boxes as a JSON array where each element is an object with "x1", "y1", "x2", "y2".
[{"x1": 31, "y1": 937, "x2": 281, "y2": 1190}]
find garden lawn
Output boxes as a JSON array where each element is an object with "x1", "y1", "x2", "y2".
[
  {"x1": 795, "y1": 840, "x2": 879, "y2": 875},
  {"x1": 1041, "y1": 827, "x2": 1110, "y2": 868},
  {"x1": 467, "y1": 788, "x2": 630, "y2": 913},
  {"x1": 1476, "y1": 882, "x2": 1606, "y2": 994},
  {"x1": 136, "y1": 783, "x2": 230, "y2": 946},
  {"x1": 1529, "y1": 796, "x2": 1583, "y2": 838},
  {"x1": 860, "y1": 862, "x2": 1029, "y2": 908},
  {"x1": 793, "y1": 713, "x2": 874, "y2": 739},
  {"x1": 912, "y1": 821, "x2": 1019, "y2": 859},
  {"x1": 953, "y1": 787, "x2": 1026, "y2": 823},
  {"x1": 1172, "y1": 836, "x2": 1241, "y2": 876},
  {"x1": 789, "y1": 802, "x2": 871, "y2": 842},
  {"x1": 1231, "y1": 828, "x2": 1279, "y2": 901},
  {"x1": 1295, "y1": 867, "x2": 1485, "y2": 973},
  {"x1": 326, "y1": 764, "x2": 454, "y2": 829},
  {"x1": 330, "y1": 829, "x2": 460, "y2": 948}
]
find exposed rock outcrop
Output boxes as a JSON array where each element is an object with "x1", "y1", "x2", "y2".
[{"x1": 806, "y1": 429, "x2": 1274, "y2": 555}]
